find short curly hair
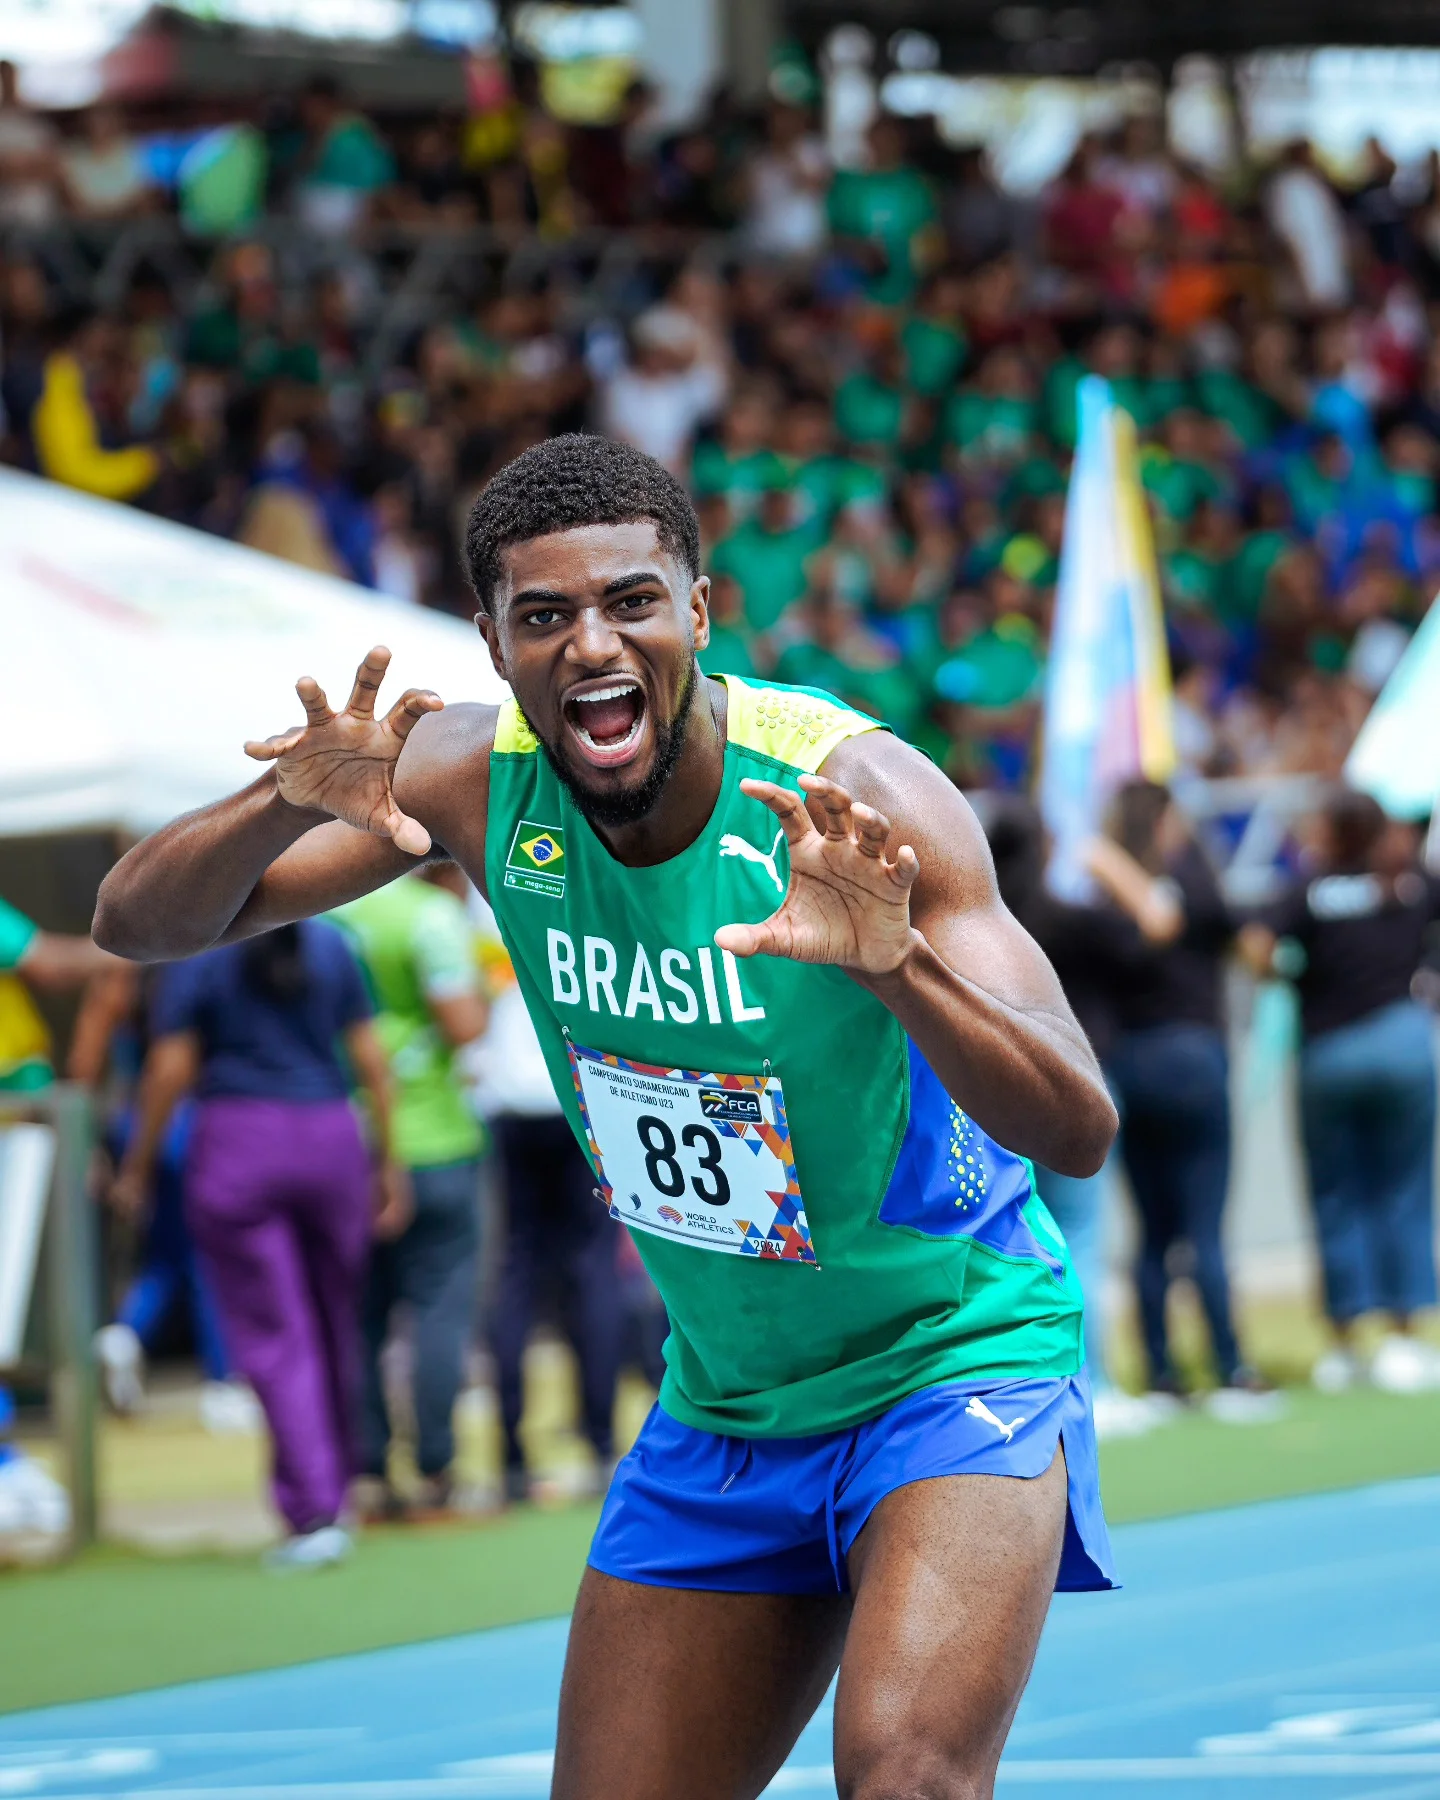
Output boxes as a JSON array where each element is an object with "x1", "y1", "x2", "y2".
[{"x1": 464, "y1": 434, "x2": 701, "y2": 614}]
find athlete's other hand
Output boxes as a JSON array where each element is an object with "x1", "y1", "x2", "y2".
[
  {"x1": 243, "y1": 647, "x2": 442, "y2": 856},
  {"x1": 714, "y1": 775, "x2": 919, "y2": 976}
]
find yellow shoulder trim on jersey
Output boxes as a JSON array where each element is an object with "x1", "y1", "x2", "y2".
[
  {"x1": 493, "y1": 697, "x2": 540, "y2": 755},
  {"x1": 721, "y1": 675, "x2": 884, "y2": 774}
]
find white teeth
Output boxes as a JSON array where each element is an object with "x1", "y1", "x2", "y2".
[
  {"x1": 572, "y1": 683, "x2": 640, "y2": 705},
  {"x1": 574, "y1": 718, "x2": 643, "y2": 752}
]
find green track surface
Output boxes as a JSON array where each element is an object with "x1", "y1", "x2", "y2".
[{"x1": 6, "y1": 1386, "x2": 1440, "y2": 1716}]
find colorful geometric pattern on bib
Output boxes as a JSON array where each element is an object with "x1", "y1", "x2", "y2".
[{"x1": 735, "y1": 1186, "x2": 817, "y2": 1263}]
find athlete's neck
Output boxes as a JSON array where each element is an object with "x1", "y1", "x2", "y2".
[{"x1": 594, "y1": 676, "x2": 729, "y2": 869}]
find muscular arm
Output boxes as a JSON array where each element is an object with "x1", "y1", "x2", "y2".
[
  {"x1": 836, "y1": 736, "x2": 1115, "y2": 1175},
  {"x1": 94, "y1": 776, "x2": 414, "y2": 960},
  {"x1": 93, "y1": 665, "x2": 498, "y2": 960},
  {"x1": 741, "y1": 733, "x2": 1116, "y2": 1177}
]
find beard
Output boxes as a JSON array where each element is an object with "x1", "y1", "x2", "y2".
[{"x1": 536, "y1": 656, "x2": 699, "y2": 830}]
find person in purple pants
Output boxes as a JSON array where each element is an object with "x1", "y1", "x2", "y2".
[{"x1": 112, "y1": 921, "x2": 407, "y2": 1568}]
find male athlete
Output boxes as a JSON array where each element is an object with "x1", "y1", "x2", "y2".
[{"x1": 97, "y1": 434, "x2": 1118, "y2": 1800}]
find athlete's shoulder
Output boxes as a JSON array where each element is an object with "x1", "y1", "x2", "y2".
[
  {"x1": 721, "y1": 674, "x2": 885, "y2": 775},
  {"x1": 819, "y1": 729, "x2": 993, "y2": 907},
  {"x1": 393, "y1": 700, "x2": 500, "y2": 850},
  {"x1": 400, "y1": 699, "x2": 501, "y2": 773}
]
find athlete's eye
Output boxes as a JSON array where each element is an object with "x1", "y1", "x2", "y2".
[
  {"x1": 525, "y1": 608, "x2": 562, "y2": 627},
  {"x1": 615, "y1": 592, "x2": 656, "y2": 612}
]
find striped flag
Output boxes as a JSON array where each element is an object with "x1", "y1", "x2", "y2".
[{"x1": 1039, "y1": 376, "x2": 1175, "y2": 898}]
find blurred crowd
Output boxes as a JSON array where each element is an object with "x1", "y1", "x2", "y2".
[{"x1": 3, "y1": 63, "x2": 1440, "y2": 789}]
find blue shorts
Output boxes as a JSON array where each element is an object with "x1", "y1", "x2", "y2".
[{"x1": 589, "y1": 1370, "x2": 1116, "y2": 1596}]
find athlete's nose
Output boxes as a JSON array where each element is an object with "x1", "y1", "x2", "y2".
[{"x1": 566, "y1": 602, "x2": 625, "y2": 669}]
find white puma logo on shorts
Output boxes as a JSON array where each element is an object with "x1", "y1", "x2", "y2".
[{"x1": 966, "y1": 1395, "x2": 1027, "y2": 1443}]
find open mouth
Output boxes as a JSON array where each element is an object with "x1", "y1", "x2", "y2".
[{"x1": 562, "y1": 679, "x2": 648, "y2": 769}]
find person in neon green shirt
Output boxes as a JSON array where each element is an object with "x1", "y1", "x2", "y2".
[{"x1": 331, "y1": 865, "x2": 488, "y2": 1516}]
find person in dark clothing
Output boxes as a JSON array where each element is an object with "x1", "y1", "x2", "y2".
[
  {"x1": 489, "y1": 1113, "x2": 624, "y2": 1502},
  {"x1": 983, "y1": 802, "x2": 1138, "y2": 1384},
  {"x1": 473, "y1": 958, "x2": 624, "y2": 1503},
  {"x1": 1088, "y1": 781, "x2": 1261, "y2": 1403},
  {"x1": 1244, "y1": 790, "x2": 1440, "y2": 1394},
  {"x1": 986, "y1": 798, "x2": 1184, "y2": 1437}
]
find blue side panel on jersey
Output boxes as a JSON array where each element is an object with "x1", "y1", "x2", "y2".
[{"x1": 878, "y1": 1040, "x2": 1063, "y2": 1277}]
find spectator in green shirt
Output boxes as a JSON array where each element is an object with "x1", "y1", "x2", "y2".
[
  {"x1": 709, "y1": 476, "x2": 822, "y2": 634},
  {"x1": 826, "y1": 116, "x2": 938, "y2": 306},
  {"x1": 1140, "y1": 411, "x2": 1227, "y2": 533},
  {"x1": 776, "y1": 396, "x2": 889, "y2": 529},
  {"x1": 946, "y1": 347, "x2": 1039, "y2": 469},
  {"x1": 294, "y1": 75, "x2": 396, "y2": 237},
  {"x1": 332, "y1": 865, "x2": 488, "y2": 1518},
  {"x1": 900, "y1": 269, "x2": 969, "y2": 397},
  {"x1": 690, "y1": 388, "x2": 786, "y2": 523},
  {"x1": 834, "y1": 338, "x2": 910, "y2": 454},
  {"x1": 773, "y1": 583, "x2": 926, "y2": 739}
]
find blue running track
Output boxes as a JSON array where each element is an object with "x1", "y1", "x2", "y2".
[{"x1": 6, "y1": 1477, "x2": 1440, "y2": 1799}]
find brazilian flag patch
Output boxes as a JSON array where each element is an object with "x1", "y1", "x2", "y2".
[{"x1": 504, "y1": 820, "x2": 567, "y2": 899}]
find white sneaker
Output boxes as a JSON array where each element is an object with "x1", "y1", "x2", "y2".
[
  {"x1": 1204, "y1": 1385, "x2": 1288, "y2": 1425},
  {"x1": 1370, "y1": 1335, "x2": 1440, "y2": 1394},
  {"x1": 199, "y1": 1381, "x2": 263, "y2": 1435},
  {"x1": 264, "y1": 1524, "x2": 353, "y2": 1570},
  {"x1": 1092, "y1": 1389, "x2": 1165, "y2": 1440},
  {"x1": 95, "y1": 1323, "x2": 144, "y2": 1414},
  {"x1": 0, "y1": 1452, "x2": 70, "y2": 1536},
  {"x1": 1311, "y1": 1348, "x2": 1362, "y2": 1394}
]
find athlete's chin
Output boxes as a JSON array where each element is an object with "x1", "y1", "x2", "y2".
[{"x1": 557, "y1": 735, "x2": 659, "y2": 806}]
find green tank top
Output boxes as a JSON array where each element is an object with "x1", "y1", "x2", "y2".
[{"x1": 486, "y1": 675, "x2": 1081, "y2": 1438}]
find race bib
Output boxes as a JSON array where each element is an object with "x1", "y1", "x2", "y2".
[{"x1": 566, "y1": 1040, "x2": 817, "y2": 1264}]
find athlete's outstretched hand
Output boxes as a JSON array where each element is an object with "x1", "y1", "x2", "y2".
[
  {"x1": 243, "y1": 647, "x2": 442, "y2": 856},
  {"x1": 714, "y1": 775, "x2": 919, "y2": 976}
]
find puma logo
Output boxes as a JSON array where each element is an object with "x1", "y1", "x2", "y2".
[
  {"x1": 719, "y1": 828, "x2": 786, "y2": 896},
  {"x1": 966, "y1": 1395, "x2": 1027, "y2": 1443}
]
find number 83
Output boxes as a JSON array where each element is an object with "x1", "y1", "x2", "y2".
[{"x1": 636, "y1": 1115, "x2": 731, "y2": 1207}]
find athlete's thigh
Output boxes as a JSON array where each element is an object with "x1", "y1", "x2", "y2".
[
  {"x1": 832, "y1": 1449, "x2": 1068, "y2": 1800},
  {"x1": 552, "y1": 1568, "x2": 849, "y2": 1800}
]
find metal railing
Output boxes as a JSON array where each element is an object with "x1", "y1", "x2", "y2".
[
  {"x1": 1178, "y1": 773, "x2": 1331, "y2": 906},
  {"x1": 0, "y1": 1084, "x2": 98, "y2": 1556},
  {"x1": 0, "y1": 216, "x2": 743, "y2": 379}
]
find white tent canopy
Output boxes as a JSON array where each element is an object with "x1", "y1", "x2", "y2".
[
  {"x1": 2, "y1": 469, "x2": 507, "y2": 838},
  {"x1": 1346, "y1": 596, "x2": 1440, "y2": 821}
]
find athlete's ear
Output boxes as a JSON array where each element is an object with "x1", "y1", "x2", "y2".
[
  {"x1": 475, "y1": 608, "x2": 507, "y2": 681},
  {"x1": 689, "y1": 574, "x2": 711, "y2": 653}
]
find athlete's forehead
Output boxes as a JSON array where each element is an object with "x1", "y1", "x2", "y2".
[{"x1": 494, "y1": 520, "x2": 688, "y2": 611}]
